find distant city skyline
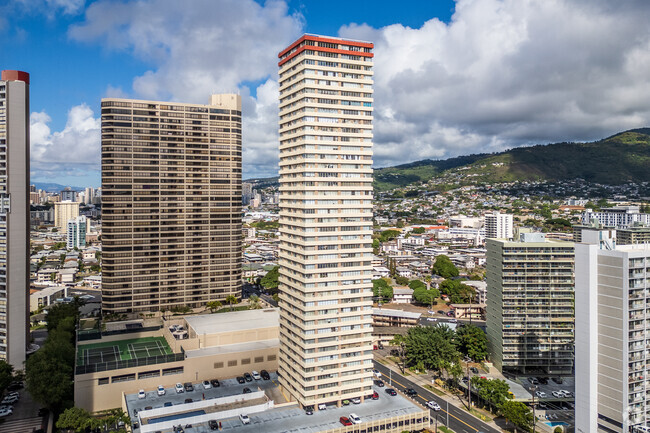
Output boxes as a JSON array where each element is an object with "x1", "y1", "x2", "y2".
[{"x1": 4, "y1": 0, "x2": 650, "y2": 187}]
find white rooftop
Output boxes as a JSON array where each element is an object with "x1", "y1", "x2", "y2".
[{"x1": 184, "y1": 308, "x2": 279, "y2": 336}]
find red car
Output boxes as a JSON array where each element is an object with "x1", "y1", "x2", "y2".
[
  {"x1": 340, "y1": 416, "x2": 353, "y2": 426},
  {"x1": 371, "y1": 391, "x2": 379, "y2": 400}
]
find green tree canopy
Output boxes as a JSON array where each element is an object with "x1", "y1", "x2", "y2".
[
  {"x1": 411, "y1": 227, "x2": 426, "y2": 234},
  {"x1": 379, "y1": 229, "x2": 401, "y2": 242},
  {"x1": 408, "y1": 280, "x2": 426, "y2": 291},
  {"x1": 372, "y1": 279, "x2": 393, "y2": 302},
  {"x1": 432, "y1": 255, "x2": 459, "y2": 279},
  {"x1": 455, "y1": 324, "x2": 488, "y2": 361},
  {"x1": 439, "y1": 279, "x2": 475, "y2": 304},
  {"x1": 0, "y1": 361, "x2": 13, "y2": 396},
  {"x1": 412, "y1": 287, "x2": 440, "y2": 306},
  {"x1": 500, "y1": 400, "x2": 534, "y2": 432},
  {"x1": 260, "y1": 266, "x2": 280, "y2": 291},
  {"x1": 404, "y1": 325, "x2": 459, "y2": 374},
  {"x1": 395, "y1": 275, "x2": 409, "y2": 285},
  {"x1": 470, "y1": 377, "x2": 512, "y2": 413}
]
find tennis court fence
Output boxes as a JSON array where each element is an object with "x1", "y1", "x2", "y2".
[{"x1": 75, "y1": 352, "x2": 185, "y2": 375}]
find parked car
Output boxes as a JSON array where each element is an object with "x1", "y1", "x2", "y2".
[
  {"x1": 0, "y1": 407, "x2": 12, "y2": 417},
  {"x1": 260, "y1": 370, "x2": 271, "y2": 380},
  {"x1": 236, "y1": 376, "x2": 246, "y2": 384},
  {"x1": 203, "y1": 380, "x2": 212, "y2": 389},
  {"x1": 157, "y1": 385, "x2": 166, "y2": 396},
  {"x1": 427, "y1": 318, "x2": 437, "y2": 322},
  {"x1": 164, "y1": 402, "x2": 173, "y2": 407},
  {"x1": 251, "y1": 371, "x2": 261, "y2": 380},
  {"x1": 470, "y1": 367, "x2": 479, "y2": 374},
  {"x1": 527, "y1": 377, "x2": 539, "y2": 385},
  {"x1": 243, "y1": 373, "x2": 253, "y2": 382},
  {"x1": 243, "y1": 387, "x2": 251, "y2": 394},
  {"x1": 373, "y1": 369, "x2": 381, "y2": 378},
  {"x1": 210, "y1": 379, "x2": 220, "y2": 388},
  {"x1": 535, "y1": 391, "x2": 547, "y2": 398},
  {"x1": 427, "y1": 401, "x2": 441, "y2": 411},
  {"x1": 318, "y1": 403, "x2": 327, "y2": 410},
  {"x1": 137, "y1": 390, "x2": 146, "y2": 399},
  {"x1": 538, "y1": 377, "x2": 549, "y2": 384},
  {"x1": 385, "y1": 388, "x2": 397, "y2": 396},
  {"x1": 183, "y1": 382, "x2": 194, "y2": 392},
  {"x1": 340, "y1": 416, "x2": 352, "y2": 426},
  {"x1": 304, "y1": 405, "x2": 314, "y2": 415},
  {"x1": 184, "y1": 398, "x2": 193, "y2": 404},
  {"x1": 175, "y1": 383, "x2": 184, "y2": 393},
  {"x1": 552, "y1": 377, "x2": 564, "y2": 384},
  {"x1": 7, "y1": 382, "x2": 22, "y2": 391},
  {"x1": 552, "y1": 391, "x2": 563, "y2": 398},
  {"x1": 239, "y1": 414, "x2": 250, "y2": 425},
  {"x1": 351, "y1": 397, "x2": 361, "y2": 404},
  {"x1": 370, "y1": 391, "x2": 379, "y2": 400},
  {"x1": 349, "y1": 413, "x2": 362, "y2": 424},
  {"x1": 208, "y1": 420, "x2": 219, "y2": 430},
  {"x1": 342, "y1": 399, "x2": 350, "y2": 406},
  {"x1": 374, "y1": 379, "x2": 384, "y2": 387}
]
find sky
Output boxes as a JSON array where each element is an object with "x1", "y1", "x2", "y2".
[{"x1": 2, "y1": 0, "x2": 650, "y2": 188}]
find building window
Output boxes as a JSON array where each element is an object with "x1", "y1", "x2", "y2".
[
  {"x1": 98, "y1": 377, "x2": 109, "y2": 385},
  {"x1": 267, "y1": 355, "x2": 276, "y2": 361},
  {"x1": 254, "y1": 356, "x2": 264, "y2": 363},
  {"x1": 112, "y1": 374, "x2": 136, "y2": 383},
  {"x1": 228, "y1": 360, "x2": 237, "y2": 367},
  {"x1": 241, "y1": 358, "x2": 251, "y2": 365},
  {"x1": 138, "y1": 370, "x2": 160, "y2": 379},
  {"x1": 214, "y1": 362, "x2": 224, "y2": 369},
  {"x1": 162, "y1": 366, "x2": 184, "y2": 376}
]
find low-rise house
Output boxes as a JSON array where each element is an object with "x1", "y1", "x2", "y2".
[
  {"x1": 392, "y1": 287, "x2": 413, "y2": 304},
  {"x1": 30, "y1": 285, "x2": 68, "y2": 312},
  {"x1": 372, "y1": 266, "x2": 390, "y2": 280}
]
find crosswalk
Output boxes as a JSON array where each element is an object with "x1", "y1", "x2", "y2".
[{"x1": 0, "y1": 416, "x2": 44, "y2": 433}]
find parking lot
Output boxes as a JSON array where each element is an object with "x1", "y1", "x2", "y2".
[{"x1": 125, "y1": 373, "x2": 426, "y2": 433}]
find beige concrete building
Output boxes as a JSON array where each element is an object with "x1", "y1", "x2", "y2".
[
  {"x1": 0, "y1": 71, "x2": 30, "y2": 368},
  {"x1": 487, "y1": 232, "x2": 575, "y2": 376},
  {"x1": 54, "y1": 200, "x2": 79, "y2": 233},
  {"x1": 74, "y1": 309, "x2": 279, "y2": 412},
  {"x1": 277, "y1": 34, "x2": 375, "y2": 408},
  {"x1": 101, "y1": 94, "x2": 242, "y2": 313}
]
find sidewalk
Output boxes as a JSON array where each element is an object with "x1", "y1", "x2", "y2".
[{"x1": 376, "y1": 352, "x2": 505, "y2": 432}]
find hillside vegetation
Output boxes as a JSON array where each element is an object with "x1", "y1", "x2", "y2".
[{"x1": 373, "y1": 128, "x2": 650, "y2": 191}]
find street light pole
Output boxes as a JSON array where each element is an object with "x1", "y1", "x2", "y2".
[{"x1": 532, "y1": 385, "x2": 537, "y2": 433}]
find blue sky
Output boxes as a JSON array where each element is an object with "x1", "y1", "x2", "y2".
[{"x1": 3, "y1": 0, "x2": 650, "y2": 188}]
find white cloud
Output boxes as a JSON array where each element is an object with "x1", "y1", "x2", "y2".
[
  {"x1": 8, "y1": 0, "x2": 85, "y2": 16},
  {"x1": 30, "y1": 104, "x2": 101, "y2": 180},
  {"x1": 69, "y1": 0, "x2": 303, "y2": 178},
  {"x1": 339, "y1": 0, "x2": 650, "y2": 168}
]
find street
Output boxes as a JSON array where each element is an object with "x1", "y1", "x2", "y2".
[{"x1": 373, "y1": 362, "x2": 501, "y2": 433}]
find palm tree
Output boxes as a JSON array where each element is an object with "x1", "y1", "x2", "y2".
[
  {"x1": 390, "y1": 334, "x2": 408, "y2": 373},
  {"x1": 206, "y1": 301, "x2": 222, "y2": 313},
  {"x1": 225, "y1": 295, "x2": 238, "y2": 311},
  {"x1": 248, "y1": 295, "x2": 261, "y2": 310}
]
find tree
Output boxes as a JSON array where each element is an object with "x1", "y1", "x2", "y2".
[
  {"x1": 372, "y1": 279, "x2": 393, "y2": 302},
  {"x1": 404, "y1": 325, "x2": 459, "y2": 375},
  {"x1": 379, "y1": 229, "x2": 401, "y2": 242},
  {"x1": 56, "y1": 406, "x2": 92, "y2": 432},
  {"x1": 260, "y1": 266, "x2": 280, "y2": 292},
  {"x1": 439, "y1": 279, "x2": 475, "y2": 304},
  {"x1": 412, "y1": 287, "x2": 440, "y2": 307},
  {"x1": 455, "y1": 324, "x2": 488, "y2": 361},
  {"x1": 225, "y1": 295, "x2": 239, "y2": 311},
  {"x1": 45, "y1": 302, "x2": 80, "y2": 332},
  {"x1": 389, "y1": 334, "x2": 408, "y2": 373},
  {"x1": 395, "y1": 275, "x2": 409, "y2": 285},
  {"x1": 372, "y1": 239, "x2": 380, "y2": 254},
  {"x1": 471, "y1": 377, "x2": 512, "y2": 413},
  {"x1": 432, "y1": 255, "x2": 459, "y2": 278},
  {"x1": 26, "y1": 351, "x2": 73, "y2": 411},
  {"x1": 500, "y1": 400, "x2": 534, "y2": 432},
  {"x1": 412, "y1": 227, "x2": 425, "y2": 234},
  {"x1": 248, "y1": 295, "x2": 261, "y2": 309},
  {"x1": 206, "y1": 301, "x2": 222, "y2": 313},
  {"x1": 408, "y1": 280, "x2": 426, "y2": 291},
  {"x1": 0, "y1": 361, "x2": 13, "y2": 395}
]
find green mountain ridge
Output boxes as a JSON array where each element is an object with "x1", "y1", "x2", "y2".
[{"x1": 373, "y1": 128, "x2": 650, "y2": 191}]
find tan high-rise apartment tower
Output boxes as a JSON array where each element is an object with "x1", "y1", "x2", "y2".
[
  {"x1": 0, "y1": 71, "x2": 30, "y2": 368},
  {"x1": 54, "y1": 200, "x2": 80, "y2": 232},
  {"x1": 101, "y1": 94, "x2": 242, "y2": 313},
  {"x1": 277, "y1": 35, "x2": 375, "y2": 408}
]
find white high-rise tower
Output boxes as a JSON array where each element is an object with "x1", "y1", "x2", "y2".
[{"x1": 277, "y1": 34, "x2": 375, "y2": 408}]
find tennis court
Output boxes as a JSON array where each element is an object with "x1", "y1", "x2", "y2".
[{"x1": 77, "y1": 336, "x2": 173, "y2": 366}]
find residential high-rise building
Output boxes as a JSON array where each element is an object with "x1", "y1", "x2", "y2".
[
  {"x1": 0, "y1": 70, "x2": 30, "y2": 367},
  {"x1": 67, "y1": 216, "x2": 87, "y2": 249},
  {"x1": 575, "y1": 240, "x2": 650, "y2": 433},
  {"x1": 277, "y1": 34, "x2": 375, "y2": 408},
  {"x1": 54, "y1": 200, "x2": 80, "y2": 233},
  {"x1": 484, "y1": 211, "x2": 513, "y2": 240},
  {"x1": 582, "y1": 205, "x2": 650, "y2": 228},
  {"x1": 84, "y1": 187, "x2": 95, "y2": 205},
  {"x1": 61, "y1": 186, "x2": 77, "y2": 202},
  {"x1": 486, "y1": 232, "x2": 575, "y2": 375},
  {"x1": 242, "y1": 182, "x2": 252, "y2": 205},
  {"x1": 101, "y1": 94, "x2": 242, "y2": 313}
]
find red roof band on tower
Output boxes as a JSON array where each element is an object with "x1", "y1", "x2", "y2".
[{"x1": 1, "y1": 70, "x2": 30, "y2": 84}]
